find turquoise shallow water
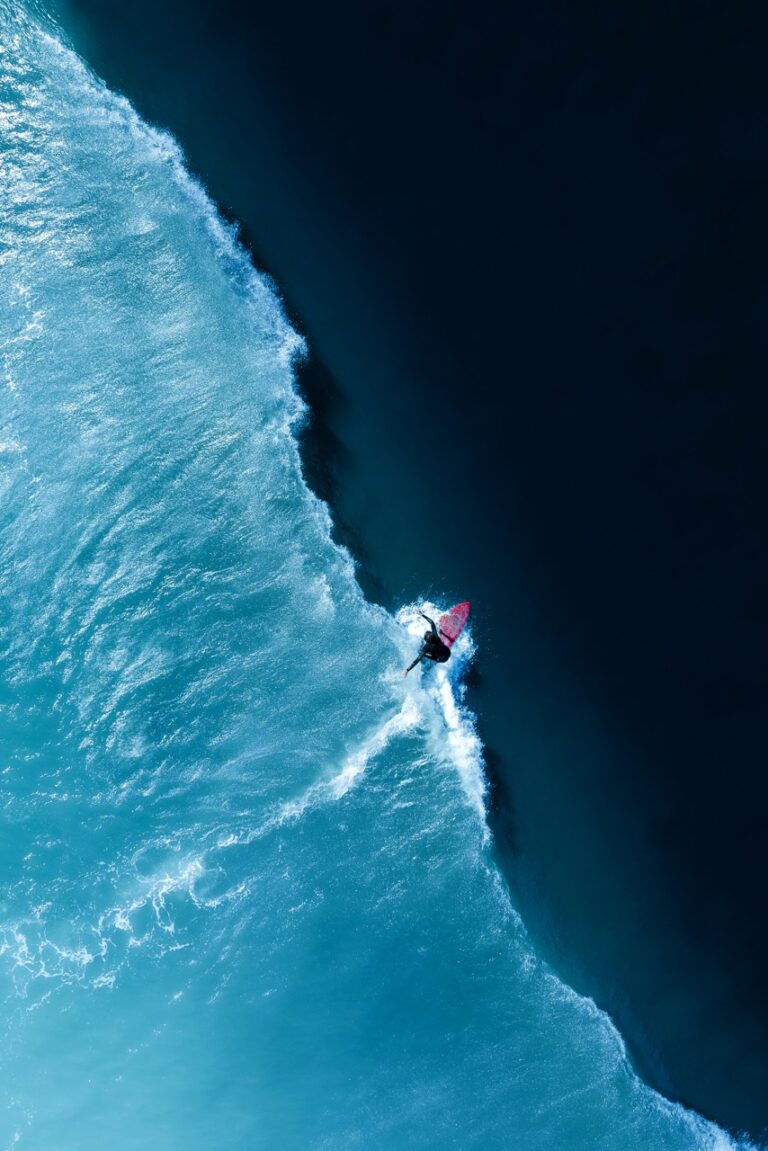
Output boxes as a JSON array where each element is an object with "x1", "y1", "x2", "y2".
[{"x1": 0, "y1": 5, "x2": 755, "y2": 1148}]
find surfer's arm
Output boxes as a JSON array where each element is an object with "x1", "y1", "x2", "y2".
[
  {"x1": 404, "y1": 639, "x2": 428, "y2": 676},
  {"x1": 418, "y1": 610, "x2": 438, "y2": 637}
]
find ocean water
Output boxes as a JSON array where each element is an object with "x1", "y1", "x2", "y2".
[{"x1": 0, "y1": 4, "x2": 755, "y2": 1148}]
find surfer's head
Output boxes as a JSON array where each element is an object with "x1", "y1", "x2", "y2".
[{"x1": 424, "y1": 630, "x2": 432, "y2": 641}]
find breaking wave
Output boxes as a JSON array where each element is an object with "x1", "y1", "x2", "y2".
[{"x1": 0, "y1": 4, "x2": 757, "y2": 1148}]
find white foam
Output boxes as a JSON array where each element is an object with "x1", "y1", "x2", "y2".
[
  {"x1": 38, "y1": 25, "x2": 306, "y2": 377},
  {"x1": 214, "y1": 696, "x2": 422, "y2": 852},
  {"x1": 396, "y1": 601, "x2": 488, "y2": 830}
]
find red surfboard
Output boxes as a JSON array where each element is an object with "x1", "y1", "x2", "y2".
[{"x1": 438, "y1": 601, "x2": 470, "y2": 647}]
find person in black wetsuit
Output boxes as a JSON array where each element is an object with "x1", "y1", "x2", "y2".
[{"x1": 403, "y1": 610, "x2": 451, "y2": 676}]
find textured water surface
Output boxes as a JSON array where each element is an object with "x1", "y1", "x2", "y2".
[{"x1": 0, "y1": 5, "x2": 754, "y2": 1148}]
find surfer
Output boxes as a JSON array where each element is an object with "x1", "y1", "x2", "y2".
[{"x1": 404, "y1": 610, "x2": 451, "y2": 676}]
